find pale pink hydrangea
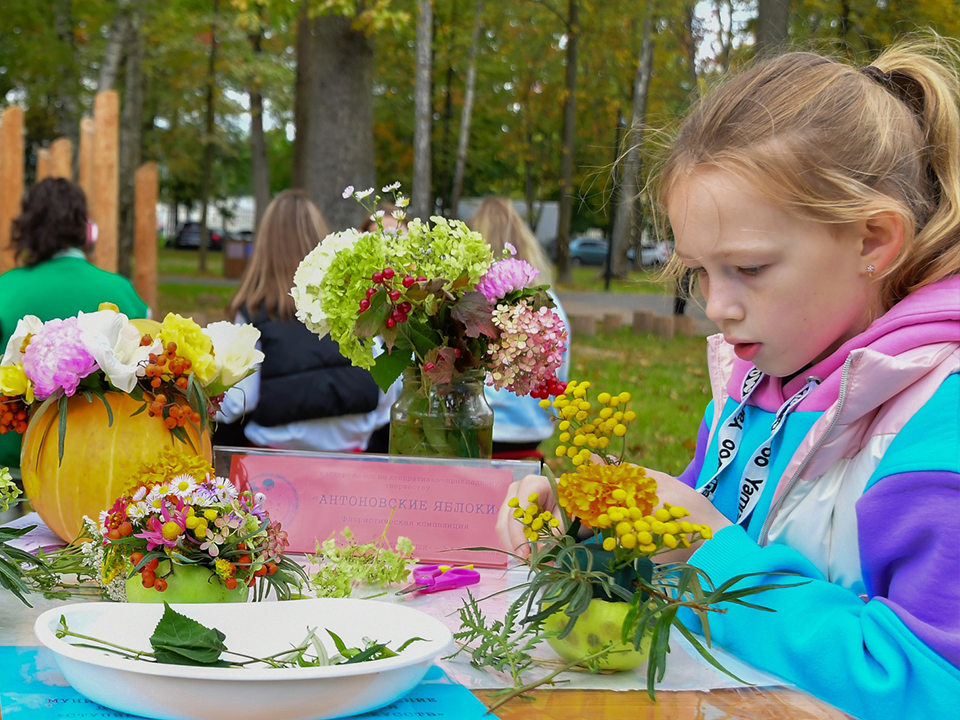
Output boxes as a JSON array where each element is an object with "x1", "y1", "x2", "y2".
[
  {"x1": 475, "y1": 258, "x2": 540, "y2": 302},
  {"x1": 486, "y1": 300, "x2": 567, "y2": 396},
  {"x1": 22, "y1": 317, "x2": 98, "y2": 400}
]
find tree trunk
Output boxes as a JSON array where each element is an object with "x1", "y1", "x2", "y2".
[
  {"x1": 756, "y1": 0, "x2": 790, "y2": 56},
  {"x1": 291, "y1": 1, "x2": 312, "y2": 189},
  {"x1": 450, "y1": 0, "x2": 483, "y2": 219},
  {"x1": 54, "y1": 0, "x2": 79, "y2": 153},
  {"x1": 611, "y1": 13, "x2": 653, "y2": 279},
  {"x1": 99, "y1": 0, "x2": 131, "y2": 91},
  {"x1": 298, "y1": 14, "x2": 375, "y2": 230},
  {"x1": 412, "y1": 0, "x2": 434, "y2": 221},
  {"x1": 198, "y1": 0, "x2": 220, "y2": 274},
  {"x1": 249, "y1": 13, "x2": 270, "y2": 234},
  {"x1": 118, "y1": 0, "x2": 144, "y2": 279},
  {"x1": 555, "y1": 0, "x2": 578, "y2": 285}
]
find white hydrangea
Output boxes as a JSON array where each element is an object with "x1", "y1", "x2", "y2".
[{"x1": 291, "y1": 229, "x2": 362, "y2": 338}]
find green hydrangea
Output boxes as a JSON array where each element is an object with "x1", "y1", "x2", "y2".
[
  {"x1": 388, "y1": 217, "x2": 493, "y2": 287},
  {"x1": 318, "y1": 232, "x2": 389, "y2": 369}
]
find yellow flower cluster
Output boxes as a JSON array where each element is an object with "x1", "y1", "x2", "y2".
[
  {"x1": 556, "y1": 463, "x2": 658, "y2": 527},
  {"x1": 508, "y1": 493, "x2": 561, "y2": 542},
  {"x1": 596, "y1": 502, "x2": 713, "y2": 555},
  {"x1": 121, "y1": 447, "x2": 215, "y2": 497},
  {"x1": 184, "y1": 506, "x2": 219, "y2": 540},
  {"x1": 539, "y1": 380, "x2": 637, "y2": 466}
]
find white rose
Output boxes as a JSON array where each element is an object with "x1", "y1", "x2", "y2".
[
  {"x1": 2, "y1": 315, "x2": 44, "y2": 365},
  {"x1": 76, "y1": 310, "x2": 160, "y2": 393},
  {"x1": 203, "y1": 321, "x2": 264, "y2": 392}
]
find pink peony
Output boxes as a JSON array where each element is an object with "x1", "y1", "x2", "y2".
[
  {"x1": 486, "y1": 300, "x2": 567, "y2": 396},
  {"x1": 22, "y1": 318, "x2": 98, "y2": 400},
  {"x1": 475, "y1": 258, "x2": 540, "y2": 302}
]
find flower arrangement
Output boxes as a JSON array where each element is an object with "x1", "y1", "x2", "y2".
[
  {"x1": 84, "y1": 448, "x2": 306, "y2": 602},
  {"x1": 291, "y1": 184, "x2": 567, "y2": 399},
  {"x1": 454, "y1": 380, "x2": 802, "y2": 707},
  {"x1": 0, "y1": 305, "x2": 263, "y2": 455}
]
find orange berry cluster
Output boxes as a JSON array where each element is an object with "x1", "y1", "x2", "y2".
[
  {"x1": 142, "y1": 341, "x2": 193, "y2": 391},
  {"x1": 147, "y1": 392, "x2": 202, "y2": 430},
  {"x1": 0, "y1": 396, "x2": 28, "y2": 435}
]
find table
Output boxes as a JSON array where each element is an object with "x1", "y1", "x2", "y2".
[{"x1": 0, "y1": 589, "x2": 852, "y2": 720}]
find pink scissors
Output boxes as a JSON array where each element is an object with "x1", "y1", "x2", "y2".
[{"x1": 396, "y1": 564, "x2": 481, "y2": 595}]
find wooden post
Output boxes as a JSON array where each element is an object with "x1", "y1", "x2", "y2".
[
  {"x1": 35, "y1": 148, "x2": 51, "y2": 182},
  {"x1": 602, "y1": 313, "x2": 623, "y2": 334},
  {"x1": 632, "y1": 310, "x2": 654, "y2": 335},
  {"x1": 569, "y1": 314, "x2": 597, "y2": 337},
  {"x1": 78, "y1": 117, "x2": 95, "y2": 207},
  {"x1": 654, "y1": 314, "x2": 675, "y2": 340},
  {"x1": 49, "y1": 137, "x2": 73, "y2": 179},
  {"x1": 675, "y1": 315, "x2": 696, "y2": 337},
  {"x1": 134, "y1": 163, "x2": 158, "y2": 314},
  {"x1": 92, "y1": 91, "x2": 119, "y2": 272},
  {"x1": 0, "y1": 106, "x2": 25, "y2": 274}
]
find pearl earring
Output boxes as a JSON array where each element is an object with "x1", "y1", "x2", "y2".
[{"x1": 866, "y1": 264, "x2": 876, "y2": 276}]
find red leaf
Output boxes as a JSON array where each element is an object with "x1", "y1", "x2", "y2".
[{"x1": 450, "y1": 292, "x2": 498, "y2": 339}]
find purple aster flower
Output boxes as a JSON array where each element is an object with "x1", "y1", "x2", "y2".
[
  {"x1": 22, "y1": 317, "x2": 98, "y2": 400},
  {"x1": 475, "y1": 258, "x2": 540, "y2": 302}
]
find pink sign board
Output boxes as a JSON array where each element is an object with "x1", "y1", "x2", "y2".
[{"x1": 229, "y1": 454, "x2": 517, "y2": 567}]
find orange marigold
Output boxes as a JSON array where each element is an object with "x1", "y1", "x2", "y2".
[{"x1": 556, "y1": 463, "x2": 658, "y2": 527}]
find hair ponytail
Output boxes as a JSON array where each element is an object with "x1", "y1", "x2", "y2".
[{"x1": 870, "y1": 37, "x2": 960, "y2": 307}]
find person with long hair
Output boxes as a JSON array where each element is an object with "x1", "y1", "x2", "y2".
[
  {"x1": 215, "y1": 190, "x2": 393, "y2": 451},
  {"x1": 467, "y1": 197, "x2": 570, "y2": 460},
  {"x1": 0, "y1": 178, "x2": 147, "y2": 469}
]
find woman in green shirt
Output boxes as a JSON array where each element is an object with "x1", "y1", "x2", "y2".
[{"x1": 0, "y1": 178, "x2": 148, "y2": 468}]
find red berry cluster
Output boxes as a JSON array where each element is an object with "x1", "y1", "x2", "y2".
[
  {"x1": 130, "y1": 553, "x2": 166, "y2": 591},
  {"x1": 358, "y1": 267, "x2": 427, "y2": 329},
  {"x1": 529, "y1": 376, "x2": 568, "y2": 400},
  {"x1": 0, "y1": 396, "x2": 28, "y2": 435}
]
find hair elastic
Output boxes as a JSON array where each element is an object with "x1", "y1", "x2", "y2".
[{"x1": 858, "y1": 65, "x2": 926, "y2": 119}]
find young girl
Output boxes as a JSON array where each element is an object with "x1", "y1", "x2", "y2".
[
  {"x1": 467, "y1": 197, "x2": 571, "y2": 460},
  {"x1": 215, "y1": 190, "x2": 395, "y2": 452},
  {"x1": 497, "y1": 38, "x2": 959, "y2": 719}
]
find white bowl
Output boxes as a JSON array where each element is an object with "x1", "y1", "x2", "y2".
[{"x1": 35, "y1": 598, "x2": 454, "y2": 720}]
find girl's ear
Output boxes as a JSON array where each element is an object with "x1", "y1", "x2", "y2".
[{"x1": 858, "y1": 212, "x2": 904, "y2": 273}]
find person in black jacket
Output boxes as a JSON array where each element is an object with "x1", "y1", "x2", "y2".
[{"x1": 214, "y1": 190, "x2": 395, "y2": 451}]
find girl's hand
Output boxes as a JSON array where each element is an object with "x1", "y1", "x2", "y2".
[
  {"x1": 496, "y1": 475, "x2": 556, "y2": 558},
  {"x1": 642, "y1": 467, "x2": 732, "y2": 561}
]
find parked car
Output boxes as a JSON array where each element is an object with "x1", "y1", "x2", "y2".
[
  {"x1": 169, "y1": 222, "x2": 223, "y2": 250},
  {"x1": 568, "y1": 237, "x2": 636, "y2": 267},
  {"x1": 638, "y1": 241, "x2": 670, "y2": 268}
]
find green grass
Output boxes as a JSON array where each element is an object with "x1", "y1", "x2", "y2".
[
  {"x1": 542, "y1": 329, "x2": 710, "y2": 477},
  {"x1": 555, "y1": 266, "x2": 672, "y2": 294},
  {"x1": 157, "y1": 283, "x2": 235, "y2": 325},
  {"x1": 157, "y1": 246, "x2": 226, "y2": 277}
]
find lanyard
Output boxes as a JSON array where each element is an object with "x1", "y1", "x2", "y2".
[{"x1": 699, "y1": 368, "x2": 820, "y2": 525}]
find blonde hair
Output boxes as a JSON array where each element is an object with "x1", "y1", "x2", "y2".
[
  {"x1": 467, "y1": 197, "x2": 554, "y2": 285},
  {"x1": 228, "y1": 190, "x2": 330, "y2": 321},
  {"x1": 658, "y1": 35, "x2": 960, "y2": 311}
]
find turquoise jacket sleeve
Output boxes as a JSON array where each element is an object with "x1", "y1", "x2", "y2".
[{"x1": 682, "y1": 523, "x2": 959, "y2": 720}]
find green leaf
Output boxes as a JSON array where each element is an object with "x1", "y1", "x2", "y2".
[
  {"x1": 56, "y1": 395, "x2": 68, "y2": 467},
  {"x1": 149, "y1": 604, "x2": 229, "y2": 667},
  {"x1": 354, "y1": 290, "x2": 391, "y2": 338},
  {"x1": 91, "y1": 388, "x2": 115, "y2": 427},
  {"x1": 370, "y1": 347, "x2": 412, "y2": 393}
]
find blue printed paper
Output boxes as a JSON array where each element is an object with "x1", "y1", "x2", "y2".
[{"x1": 0, "y1": 647, "x2": 494, "y2": 720}]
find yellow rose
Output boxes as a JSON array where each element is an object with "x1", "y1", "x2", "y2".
[
  {"x1": 0, "y1": 364, "x2": 34, "y2": 403},
  {"x1": 159, "y1": 314, "x2": 216, "y2": 383}
]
